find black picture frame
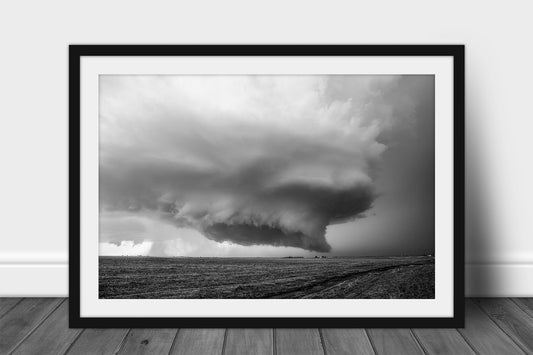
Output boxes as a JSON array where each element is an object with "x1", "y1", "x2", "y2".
[{"x1": 69, "y1": 45, "x2": 465, "y2": 328}]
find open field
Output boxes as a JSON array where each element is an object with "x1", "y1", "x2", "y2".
[{"x1": 99, "y1": 256, "x2": 434, "y2": 299}]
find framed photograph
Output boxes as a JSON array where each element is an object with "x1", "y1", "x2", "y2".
[{"x1": 70, "y1": 45, "x2": 464, "y2": 328}]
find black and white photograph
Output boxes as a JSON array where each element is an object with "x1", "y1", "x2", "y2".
[
  {"x1": 70, "y1": 45, "x2": 463, "y2": 327},
  {"x1": 98, "y1": 74, "x2": 436, "y2": 300},
  {"x1": 6, "y1": 0, "x2": 533, "y2": 349}
]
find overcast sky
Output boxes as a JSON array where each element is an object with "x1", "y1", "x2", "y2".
[{"x1": 99, "y1": 75, "x2": 434, "y2": 257}]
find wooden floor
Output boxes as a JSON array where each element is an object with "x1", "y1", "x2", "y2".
[{"x1": 0, "y1": 299, "x2": 532, "y2": 354}]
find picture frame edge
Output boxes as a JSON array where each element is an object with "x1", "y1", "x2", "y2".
[{"x1": 69, "y1": 44, "x2": 465, "y2": 328}]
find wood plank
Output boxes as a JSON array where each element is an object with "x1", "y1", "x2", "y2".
[
  {"x1": 66, "y1": 328, "x2": 129, "y2": 354},
  {"x1": 366, "y1": 329, "x2": 423, "y2": 355},
  {"x1": 413, "y1": 328, "x2": 475, "y2": 355},
  {"x1": 117, "y1": 329, "x2": 177, "y2": 355},
  {"x1": 514, "y1": 298, "x2": 533, "y2": 318},
  {"x1": 458, "y1": 300, "x2": 525, "y2": 355},
  {"x1": 170, "y1": 329, "x2": 225, "y2": 355},
  {"x1": 0, "y1": 298, "x2": 63, "y2": 353},
  {"x1": 476, "y1": 298, "x2": 533, "y2": 353},
  {"x1": 224, "y1": 328, "x2": 272, "y2": 355},
  {"x1": 11, "y1": 300, "x2": 82, "y2": 355},
  {"x1": 0, "y1": 298, "x2": 21, "y2": 318},
  {"x1": 321, "y1": 329, "x2": 374, "y2": 355},
  {"x1": 276, "y1": 329, "x2": 324, "y2": 355}
]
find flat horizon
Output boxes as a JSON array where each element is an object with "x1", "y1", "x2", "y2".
[{"x1": 99, "y1": 254, "x2": 433, "y2": 258}]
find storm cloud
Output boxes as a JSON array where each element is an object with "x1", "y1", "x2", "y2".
[{"x1": 99, "y1": 75, "x2": 433, "y2": 255}]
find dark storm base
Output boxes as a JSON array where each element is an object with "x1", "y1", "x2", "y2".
[{"x1": 99, "y1": 255, "x2": 434, "y2": 299}]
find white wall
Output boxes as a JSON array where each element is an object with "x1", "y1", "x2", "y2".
[{"x1": 0, "y1": 0, "x2": 531, "y2": 296}]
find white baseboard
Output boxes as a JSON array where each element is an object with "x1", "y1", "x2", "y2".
[
  {"x1": 465, "y1": 263, "x2": 533, "y2": 297},
  {"x1": 1, "y1": 261, "x2": 532, "y2": 297},
  {"x1": 0, "y1": 264, "x2": 68, "y2": 297}
]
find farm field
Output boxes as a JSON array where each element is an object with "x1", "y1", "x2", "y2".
[{"x1": 99, "y1": 255, "x2": 434, "y2": 299}]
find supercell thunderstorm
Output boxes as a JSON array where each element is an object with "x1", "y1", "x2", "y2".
[{"x1": 99, "y1": 76, "x2": 390, "y2": 252}]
